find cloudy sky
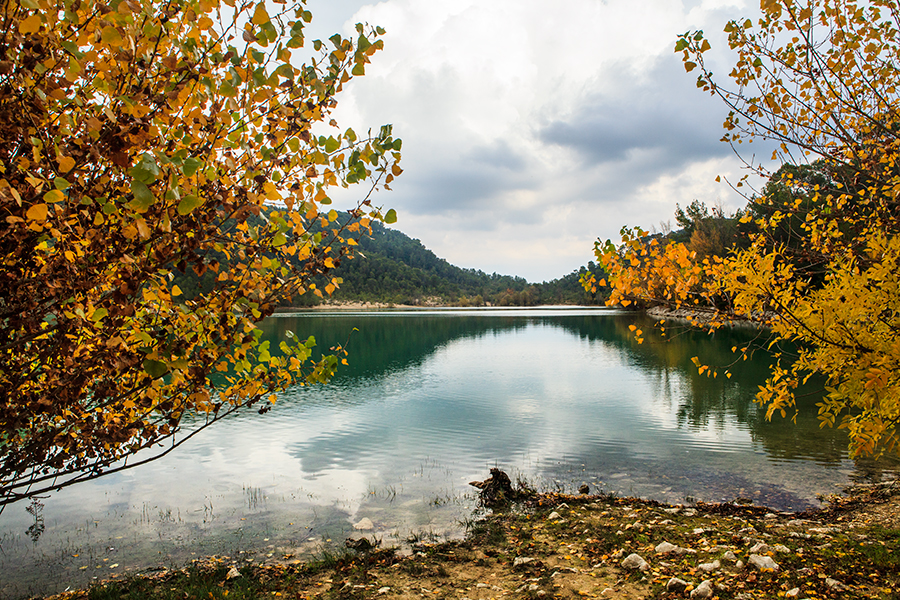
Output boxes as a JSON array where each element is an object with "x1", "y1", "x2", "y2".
[{"x1": 304, "y1": 0, "x2": 767, "y2": 282}]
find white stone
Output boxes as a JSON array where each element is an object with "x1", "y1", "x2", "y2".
[
  {"x1": 690, "y1": 580, "x2": 714, "y2": 599},
  {"x1": 547, "y1": 511, "x2": 562, "y2": 520},
  {"x1": 353, "y1": 517, "x2": 374, "y2": 530},
  {"x1": 785, "y1": 587, "x2": 800, "y2": 598},
  {"x1": 655, "y1": 541, "x2": 679, "y2": 554},
  {"x1": 773, "y1": 544, "x2": 791, "y2": 553},
  {"x1": 749, "y1": 542, "x2": 771, "y2": 554},
  {"x1": 698, "y1": 560, "x2": 720, "y2": 572},
  {"x1": 513, "y1": 557, "x2": 535, "y2": 567},
  {"x1": 378, "y1": 587, "x2": 391, "y2": 594},
  {"x1": 225, "y1": 566, "x2": 241, "y2": 580},
  {"x1": 621, "y1": 553, "x2": 649, "y2": 571},
  {"x1": 825, "y1": 577, "x2": 848, "y2": 591},
  {"x1": 748, "y1": 554, "x2": 779, "y2": 572},
  {"x1": 722, "y1": 550, "x2": 737, "y2": 562},
  {"x1": 666, "y1": 578, "x2": 689, "y2": 593}
]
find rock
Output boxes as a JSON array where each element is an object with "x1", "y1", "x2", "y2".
[
  {"x1": 698, "y1": 559, "x2": 720, "y2": 572},
  {"x1": 621, "y1": 553, "x2": 649, "y2": 571},
  {"x1": 666, "y1": 577, "x2": 689, "y2": 593},
  {"x1": 353, "y1": 517, "x2": 374, "y2": 530},
  {"x1": 547, "y1": 511, "x2": 562, "y2": 520},
  {"x1": 722, "y1": 550, "x2": 737, "y2": 562},
  {"x1": 378, "y1": 587, "x2": 391, "y2": 594},
  {"x1": 663, "y1": 507, "x2": 681, "y2": 514},
  {"x1": 773, "y1": 543, "x2": 791, "y2": 553},
  {"x1": 513, "y1": 556, "x2": 535, "y2": 567},
  {"x1": 749, "y1": 541, "x2": 771, "y2": 554},
  {"x1": 225, "y1": 566, "x2": 241, "y2": 580},
  {"x1": 655, "y1": 541, "x2": 679, "y2": 554},
  {"x1": 748, "y1": 554, "x2": 779, "y2": 572},
  {"x1": 825, "y1": 577, "x2": 848, "y2": 591},
  {"x1": 735, "y1": 560, "x2": 744, "y2": 569},
  {"x1": 579, "y1": 483, "x2": 590, "y2": 494},
  {"x1": 610, "y1": 549, "x2": 626, "y2": 559},
  {"x1": 690, "y1": 580, "x2": 714, "y2": 599},
  {"x1": 785, "y1": 587, "x2": 800, "y2": 598}
]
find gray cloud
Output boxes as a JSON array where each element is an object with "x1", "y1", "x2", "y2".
[{"x1": 537, "y1": 54, "x2": 730, "y2": 170}]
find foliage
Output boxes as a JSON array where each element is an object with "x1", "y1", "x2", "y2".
[
  {"x1": 302, "y1": 216, "x2": 607, "y2": 306},
  {"x1": 589, "y1": 0, "x2": 900, "y2": 456},
  {"x1": 0, "y1": 0, "x2": 401, "y2": 506}
]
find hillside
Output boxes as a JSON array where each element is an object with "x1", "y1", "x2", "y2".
[{"x1": 308, "y1": 219, "x2": 606, "y2": 307}]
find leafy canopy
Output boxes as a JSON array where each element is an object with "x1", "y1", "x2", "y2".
[
  {"x1": 0, "y1": 0, "x2": 401, "y2": 506},
  {"x1": 589, "y1": 0, "x2": 900, "y2": 457}
]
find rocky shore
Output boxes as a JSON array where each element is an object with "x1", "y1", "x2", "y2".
[{"x1": 51, "y1": 479, "x2": 899, "y2": 600}]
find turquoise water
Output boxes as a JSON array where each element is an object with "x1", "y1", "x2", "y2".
[{"x1": 0, "y1": 307, "x2": 895, "y2": 597}]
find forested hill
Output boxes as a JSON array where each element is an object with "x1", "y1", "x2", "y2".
[{"x1": 309, "y1": 219, "x2": 605, "y2": 307}]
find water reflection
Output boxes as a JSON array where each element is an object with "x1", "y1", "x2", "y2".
[{"x1": 1, "y1": 308, "x2": 896, "y2": 599}]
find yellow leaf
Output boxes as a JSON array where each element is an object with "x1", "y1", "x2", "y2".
[
  {"x1": 251, "y1": 3, "x2": 270, "y2": 25},
  {"x1": 43, "y1": 189, "x2": 65, "y2": 203},
  {"x1": 19, "y1": 13, "x2": 42, "y2": 34},
  {"x1": 26, "y1": 203, "x2": 49, "y2": 222},
  {"x1": 57, "y1": 156, "x2": 76, "y2": 173}
]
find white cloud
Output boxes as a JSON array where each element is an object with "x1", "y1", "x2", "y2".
[{"x1": 309, "y1": 0, "x2": 762, "y2": 281}]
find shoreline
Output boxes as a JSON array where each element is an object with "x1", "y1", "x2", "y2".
[{"x1": 42, "y1": 480, "x2": 899, "y2": 600}]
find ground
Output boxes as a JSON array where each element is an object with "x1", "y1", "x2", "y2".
[{"x1": 49, "y1": 481, "x2": 899, "y2": 600}]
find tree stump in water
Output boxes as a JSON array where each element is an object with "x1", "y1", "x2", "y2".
[{"x1": 469, "y1": 468, "x2": 515, "y2": 507}]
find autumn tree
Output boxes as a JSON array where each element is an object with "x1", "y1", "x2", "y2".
[
  {"x1": 0, "y1": 0, "x2": 402, "y2": 508},
  {"x1": 589, "y1": 0, "x2": 900, "y2": 456}
]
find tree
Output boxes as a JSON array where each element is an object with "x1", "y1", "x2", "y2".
[
  {"x1": 0, "y1": 0, "x2": 402, "y2": 508},
  {"x1": 590, "y1": 0, "x2": 900, "y2": 457}
]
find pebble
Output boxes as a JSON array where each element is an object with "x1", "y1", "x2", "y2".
[
  {"x1": 698, "y1": 559, "x2": 720, "y2": 572},
  {"x1": 748, "y1": 554, "x2": 779, "y2": 572},
  {"x1": 513, "y1": 557, "x2": 535, "y2": 567},
  {"x1": 621, "y1": 553, "x2": 649, "y2": 571},
  {"x1": 773, "y1": 543, "x2": 791, "y2": 553},
  {"x1": 721, "y1": 550, "x2": 737, "y2": 562},
  {"x1": 665, "y1": 577, "x2": 689, "y2": 593},
  {"x1": 377, "y1": 587, "x2": 391, "y2": 594},
  {"x1": 225, "y1": 566, "x2": 241, "y2": 580},
  {"x1": 547, "y1": 511, "x2": 562, "y2": 520},
  {"x1": 353, "y1": 518, "x2": 374, "y2": 530},
  {"x1": 749, "y1": 541, "x2": 771, "y2": 554},
  {"x1": 825, "y1": 577, "x2": 848, "y2": 591},
  {"x1": 785, "y1": 587, "x2": 800, "y2": 598},
  {"x1": 690, "y1": 580, "x2": 714, "y2": 599}
]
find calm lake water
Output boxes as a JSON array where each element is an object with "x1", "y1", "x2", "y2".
[{"x1": 1, "y1": 307, "x2": 897, "y2": 597}]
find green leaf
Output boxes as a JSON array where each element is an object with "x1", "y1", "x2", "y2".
[
  {"x1": 182, "y1": 157, "x2": 203, "y2": 177},
  {"x1": 130, "y1": 180, "x2": 155, "y2": 212},
  {"x1": 384, "y1": 208, "x2": 397, "y2": 224},
  {"x1": 351, "y1": 62, "x2": 365, "y2": 76},
  {"x1": 272, "y1": 232, "x2": 287, "y2": 247},
  {"x1": 131, "y1": 153, "x2": 160, "y2": 184},
  {"x1": 324, "y1": 137, "x2": 340, "y2": 153},
  {"x1": 53, "y1": 176, "x2": 71, "y2": 191},
  {"x1": 90, "y1": 308, "x2": 108, "y2": 322},
  {"x1": 143, "y1": 359, "x2": 168, "y2": 378},
  {"x1": 177, "y1": 195, "x2": 203, "y2": 215},
  {"x1": 674, "y1": 38, "x2": 689, "y2": 51}
]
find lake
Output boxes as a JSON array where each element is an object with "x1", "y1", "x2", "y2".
[{"x1": 1, "y1": 307, "x2": 896, "y2": 597}]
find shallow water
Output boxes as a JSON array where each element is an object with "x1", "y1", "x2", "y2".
[{"x1": 1, "y1": 307, "x2": 896, "y2": 598}]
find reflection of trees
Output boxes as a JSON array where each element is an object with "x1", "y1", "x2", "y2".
[
  {"x1": 259, "y1": 314, "x2": 528, "y2": 382},
  {"x1": 547, "y1": 315, "x2": 851, "y2": 465},
  {"x1": 262, "y1": 311, "x2": 859, "y2": 465}
]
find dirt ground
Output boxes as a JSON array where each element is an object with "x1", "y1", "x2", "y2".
[{"x1": 50, "y1": 480, "x2": 899, "y2": 600}]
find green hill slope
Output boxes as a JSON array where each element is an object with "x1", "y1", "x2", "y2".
[{"x1": 314, "y1": 219, "x2": 605, "y2": 307}]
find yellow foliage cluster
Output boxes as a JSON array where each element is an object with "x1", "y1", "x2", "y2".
[
  {"x1": 594, "y1": 0, "x2": 900, "y2": 457},
  {"x1": 0, "y1": 0, "x2": 400, "y2": 505}
]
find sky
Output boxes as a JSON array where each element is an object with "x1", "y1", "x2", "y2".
[{"x1": 303, "y1": 0, "x2": 767, "y2": 283}]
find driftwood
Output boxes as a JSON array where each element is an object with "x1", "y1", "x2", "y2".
[{"x1": 469, "y1": 468, "x2": 515, "y2": 507}]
